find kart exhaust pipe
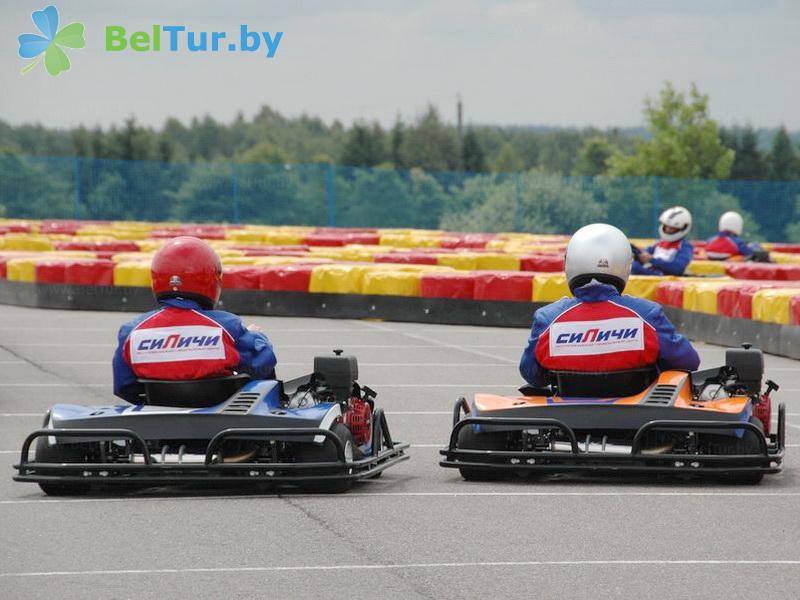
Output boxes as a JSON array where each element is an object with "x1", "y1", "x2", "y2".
[
  {"x1": 550, "y1": 436, "x2": 673, "y2": 455},
  {"x1": 131, "y1": 445, "x2": 258, "y2": 464},
  {"x1": 551, "y1": 440, "x2": 632, "y2": 454}
]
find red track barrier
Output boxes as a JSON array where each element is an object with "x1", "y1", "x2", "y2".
[
  {"x1": 222, "y1": 266, "x2": 263, "y2": 290},
  {"x1": 655, "y1": 281, "x2": 685, "y2": 308},
  {"x1": 520, "y1": 254, "x2": 564, "y2": 272},
  {"x1": 258, "y1": 264, "x2": 316, "y2": 292},
  {"x1": 65, "y1": 260, "x2": 115, "y2": 286},
  {"x1": 473, "y1": 271, "x2": 534, "y2": 302},
  {"x1": 419, "y1": 272, "x2": 477, "y2": 299},
  {"x1": 35, "y1": 261, "x2": 68, "y2": 284}
]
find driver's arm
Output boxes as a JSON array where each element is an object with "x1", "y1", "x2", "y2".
[
  {"x1": 519, "y1": 309, "x2": 550, "y2": 386},
  {"x1": 229, "y1": 317, "x2": 277, "y2": 379},
  {"x1": 740, "y1": 238, "x2": 760, "y2": 257},
  {"x1": 646, "y1": 305, "x2": 700, "y2": 371},
  {"x1": 112, "y1": 322, "x2": 141, "y2": 401}
]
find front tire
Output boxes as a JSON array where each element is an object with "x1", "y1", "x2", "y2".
[
  {"x1": 456, "y1": 424, "x2": 508, "y2": 481},
  {"x1": 34, "y1": 438, "x2": 91, "y2": 496}
]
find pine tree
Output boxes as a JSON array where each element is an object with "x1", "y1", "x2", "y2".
[
  {"x1": 461, "y1": 129, "x2": 487, "y2": 172},
  {"x1": 769, "y1": 126, "x2": 796, "y2": 181},
  {"x1": 730, "y1": 125, "x2": 767, "y2": 180},
  {"x1": 340, "y1": 122, "x2": 386, "y2": 167},
  {"x1": 390, "y1": 116, "x2": 404, "y2": 169}
]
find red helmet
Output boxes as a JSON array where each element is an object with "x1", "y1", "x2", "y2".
[{"x1": 151, "y1": 237, "x2": 222, "y2": 309}]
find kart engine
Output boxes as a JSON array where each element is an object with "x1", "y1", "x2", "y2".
[{"x1": 346, "y1": 397, "x2": 372, "y2": 444}]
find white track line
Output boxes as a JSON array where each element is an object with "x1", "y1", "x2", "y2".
[
  {"x1": 4, "y1": 491, "x2": 800, "y2": 507},
  {"x1": 0, "y1": 413, "x2": 41, "y2": 417},
  {"x1": 2, "y1": 560, "x2": 800, "y2": 578},
  {"x1": 387, "y1": 411, "x2": 450, "y2": 415},
  {"x1": 0, "y1": 383, "x2": 108, "y2": 387}
]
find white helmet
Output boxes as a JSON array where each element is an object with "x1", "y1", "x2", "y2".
[
  {"x1": 719, "y1": 211, "x2": 744, "y2": 236},
  {"x1": 658, "y1": 206, "x2": 692, "y2": 242},
  {"x1": 565, "y1": 223, "x2": 632, "y2": 294}
]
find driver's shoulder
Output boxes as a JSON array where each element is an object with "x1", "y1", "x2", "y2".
[
  {"x1": 199, "y1": 309, "x2": 244, "y2": 330},
  {"x1": 615, "y1": 294, "x2": 662, "y2": 319},
  {"x1": 536, "y1": 296, "x2": 578, "y2": 321},
  {"x1": 120, "y1": 307, "x2": 163, "y2": 334}
]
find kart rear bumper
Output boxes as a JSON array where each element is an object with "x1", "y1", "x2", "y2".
[
  {"x1": 14, "y1": 421, "x2": 409, "y2": 486},
  {"x1": 439, "y1": 401, "x2": 785, "y2": 476}
]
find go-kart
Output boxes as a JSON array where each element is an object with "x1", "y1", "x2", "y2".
[
  {"x1": 440, "y1": 344, "x2": 784, "y2": 484},
  {"x1": 14, "y1": 350, "x2": 408, "y2": 495}
]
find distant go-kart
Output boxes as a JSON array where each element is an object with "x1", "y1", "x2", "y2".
[
  {"x1": 441, "y1": 344, "x2": 784, "y2": 484},
  {"x1": 14, "y1": 350, "x2": 408, "y2": 495}
]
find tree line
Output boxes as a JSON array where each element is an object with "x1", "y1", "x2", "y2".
[{"x1": 0, "y1": 82, "x2": 799, "y2": 240}]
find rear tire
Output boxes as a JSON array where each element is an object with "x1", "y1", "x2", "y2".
[
  {"x1": 295, "y1": 424, "x2": 355, "y2": 493},
  {"x1": 456, "y1": 424, "x2": 508, "y2": 481},
  {"x1": 34, "y1": 438, "x2": 91, "y2": 496},
  {"x1": 713, "y1": 417, "x2": 765, "y2": 485}
]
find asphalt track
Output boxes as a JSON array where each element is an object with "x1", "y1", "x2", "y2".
[{"x1": 1, "y1": 305, "x2": 799, "y2": 599}]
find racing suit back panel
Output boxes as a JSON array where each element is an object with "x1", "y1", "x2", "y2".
[
  {"x1": 123, "y1": 307, "x2": 240, "y2": 380},
  {"x1": 534, "y1": 299, "x2": 659, "y2": 372},
  {"x1": 706, "y1": 232, "x2": 750, "y2": 260}
]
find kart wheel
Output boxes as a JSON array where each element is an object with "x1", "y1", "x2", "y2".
[
  {"x1": 456, "y1": 424, "x2": 508, "y2": 481},
  {"x1": 34, "y1": 438, "x2": 91, "y2": 496},
  {"x1": 295, "y1": 424, "x2": 354, "y2": 494},
  {"x1": 715, "y1": 417, "x2": 765, "y2": 485}
]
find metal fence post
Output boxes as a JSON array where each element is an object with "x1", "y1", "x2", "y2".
[
  {"x1": 231, "y1": 163, "x2": 240, "y2": 224},
  {"x1": 652, "y1": 176, "x2": 660, "y2": 236},
  {"x1": 326, "y1": 163, "x2": 336, "y2": 227},
  {"x1": 514, "y1": 173, "x2": 522, "y2": 232},
  {"x1": 72, "y1": 156, "x2": 81, "y2": 220}
]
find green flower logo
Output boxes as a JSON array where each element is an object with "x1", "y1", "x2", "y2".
[{"x1": 18, "y1": 5, "x2": 85, "y2": 76}]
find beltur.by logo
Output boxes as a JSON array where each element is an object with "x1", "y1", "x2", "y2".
[
  {"x1": 18, "y1": 5, "x2": 85, "y2": 76},
  {"x1": 16, "y1": 5, "x2": 284, "y2": 77},
  {"x1": 105, "y1": 25, "x2": 283, "y2": 58}
]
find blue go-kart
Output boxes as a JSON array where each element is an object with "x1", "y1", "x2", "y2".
[{"x1": 14, "y1": 350, "x2": 409, "y2": 495}]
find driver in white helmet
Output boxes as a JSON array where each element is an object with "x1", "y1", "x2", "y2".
[
  {"x1": 520, "y1": 224, "x2": 700, "y2": 387},
  {"x1": 632, "y1": 206, "x2": 694, "y2": 276},
  {"x1": 706, "y1": 211, "x2": 761, "y2": 260}
]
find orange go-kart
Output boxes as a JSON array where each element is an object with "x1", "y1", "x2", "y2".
[{"x1": 440, "y1": 344, "x2": 784, "y2": 484}]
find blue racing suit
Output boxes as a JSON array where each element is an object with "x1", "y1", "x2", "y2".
[
  {"x1": 705, "y1": 231, "x2": 760, "y2": 260},
  {"x1": 519, "y1": 283, "x2": 699, "y2": 387},
  {"x1": 112, "y1": 297, "x2": 277, "y2": 402},
  {"x1": 631, "y1": 240, "x2": 693, "y2": 276}
]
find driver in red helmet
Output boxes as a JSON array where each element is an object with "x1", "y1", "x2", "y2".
[{"x1": 112, "y1": 236, "x2": 277, "y2": 402}]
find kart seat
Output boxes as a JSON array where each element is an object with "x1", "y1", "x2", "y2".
[
  {"x1": 136, "y1": 374, "x2": 251, "y2": 408},
  {"x1": 550, "y1": 367, "x2": 658, "y2": 398}
]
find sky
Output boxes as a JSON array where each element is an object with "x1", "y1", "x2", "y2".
[{"x1": 2, "y1": 0, "x2": 799, "y2": 131}]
